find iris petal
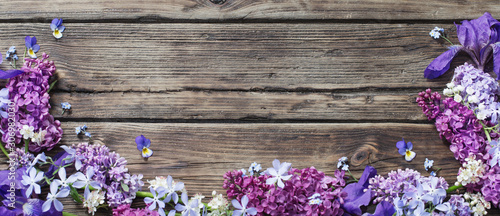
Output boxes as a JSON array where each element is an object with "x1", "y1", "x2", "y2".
[
  {"x1": 0, "y1": 69, "x2": 24, "y2": 79},
  {"x1": 491, "y1": 42, "x2": 500, "y2": 80},
  {"x1": 424, "y1": 45, "x2": 463, "y2": 79}
]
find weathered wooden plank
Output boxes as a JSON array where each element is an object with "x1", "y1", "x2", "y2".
[
  {"x1": 1, "y1": 122, "x2": 460, "y2": 215},
  {"x1": 49, "y1": 91, "x2": 425, "y2": 121},
  {"x1": 0, "y1": 0, "x2": 496, "y2": 21},
  {"x1": 0, "y1": 23, "x2": 457, "y2": 92}
]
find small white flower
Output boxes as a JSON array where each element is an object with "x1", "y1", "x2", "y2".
[
  {"x1": 148, "y1": 176, "x2": 168, "y2": 190},
  {"x1": 456, "y1": 155, "x2": 487, "y2": 187},
  {"x1": 466, "y1": 87, "x2": 475, "y2": 95},
  {"x1": 443, "y1": 88, "x2": 453, "y2": 96},
  {"x1": 83, "y1": 190, "x2": 105, "y2": 215},
  {"x1": 446, "y1": 82, "x2": 455, "y2": 89},
  {"x1": 31, "y1": 130, "x2": 47, "y2": 145},
  {"x1": 468, "y1": 95, "x2": 479, "y2": 103},
  {"x1": 454, "y1": 94, "x2": 463, "y2": 103},
  {"x1": 455, "y1": 85, "x2": 465, "y2": 92},
  {"x1": 20, "y1": 125, "x2": 35, "y2": 139},
  {"x1": 208, "y1": 191, "x2": 229, "y2": 214}
]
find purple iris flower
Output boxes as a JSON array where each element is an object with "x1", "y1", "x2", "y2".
[
  {"x1": 136, "y1": 135, "x2": 153, "y2": 158},
  {"x1": 342, "y1": 166, "x2": 377, "y2": 215},
  {"x1": 425, "y1": 12, "x2": 500, "y2": 79},
  {"x1": 25, "y1": 36, "x2": 40, "y2": 59},
  {"x1": 361, "y1": 201, "x2": 395, "y2": 216}
]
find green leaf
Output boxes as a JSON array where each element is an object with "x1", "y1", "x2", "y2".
[
  {"x1": 70, "y1": 185, "x2": 83, "y2": 204},
  {"x1": 47, "y1": 80, "x2": 58, "y2": 93},
  {"x1": 121, "y1": 183, "x2": 129, "y2": 192}
]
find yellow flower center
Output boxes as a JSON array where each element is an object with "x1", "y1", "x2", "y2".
[
  {"x1": 28, "y1": 48, "x2": 34, "y2": 56},
  {"x1": 142, "y1": 147, "x2": 149, "y2": 154},
  {"x1": 406, "y1": 150, "x2": 412, "y2": 157}
]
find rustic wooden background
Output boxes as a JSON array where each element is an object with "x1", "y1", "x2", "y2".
[{"x1": 1, "y1": 1, "x2": 499, "y2": 215}]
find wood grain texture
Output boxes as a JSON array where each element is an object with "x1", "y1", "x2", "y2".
[
  {"x1": 0, "y1": 122, "x2": 459, "y2": 215},
  {"x1": 49, "y1": 91, "x2": 426, "y2": 121},
  {"x1": 0, "y1": 23, "x2": 460, "y2": 92},
  {"x1": 0, "y1": 0, "x2": 498, "y2": 21}
]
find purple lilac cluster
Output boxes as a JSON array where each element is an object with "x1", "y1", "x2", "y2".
[
  {"x1": 71, "y1": 142, "x2": 144, "y2": 208},
  {"x1": 417, "y1": 90, "x2": 490, "y2": 164},
  {"x1": 452, "y1": 63, "x2": 500, "y2": 124},
  {"x1": 0, "y1": 53, "x2": 63, "y2": 152},
  {"x1": 447, "y1": 195, "x2": 472, "y2": 216},
  {"x1": 7, "y1": 147, "x2": 34, "y2": 168},
  {"x1": 368, "y1": 168, "x2": 448, "y2": 204},
  {"x1": 481, "y1": 166, "x2": 500, "y2": 207},
  {"x1": 112, "y1": 204, "x2": 160, "y2": 216},
  {"x1": 223, "y1": 166, "x2": 346, "y2": 216}
]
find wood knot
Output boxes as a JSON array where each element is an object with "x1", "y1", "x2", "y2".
[
  {"x1": 209, "y1": 0, "x2": 226, "y2": 4},
  {"x1": 350, "y1": 143, "x2": 379, "y2": 166}
]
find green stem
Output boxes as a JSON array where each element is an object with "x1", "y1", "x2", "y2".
[
  {"x1": 347, "y1": 169, "x2": 358, "y2": 182},
  {"x1": 23, "y1": 47, "x2": 27, "y2": 63},
  {"x1": 479, "y1": 121, "x2": 492, "y2": 142},
  {"x1": 446, "y1": 184, "x2": 463, "y2": 193},
  {"x1": 24, "y1": 139, "x2": 29, "y2": 153},
  {"x1": 135, "y1": 191, "x2": 154, "y2": 198},
  {"x1": 0, "y1": 141, "x2": 10, "y2": 158},
  {"x1": 440, "y1": 35, "x2": 454, "y2": 46},
  {"x1": 47, "y1": 80, "x2": 58, "y2": 93},
  {"x1": 62, "y1": 212, "x2": 78, "y2": 216}
]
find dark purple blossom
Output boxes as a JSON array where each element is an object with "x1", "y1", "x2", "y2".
[
  {"x1": 424, "y1": 12, "x2": 500, "y2": 79},
  {"x1": 136, "y1": 135, "x2": 153, "y2": 158},
  {"x1": 1, "y1": 53, "x2": 63, "y2": 152},
  {"x1": 342, "y1": 166, "x2": 376, "y2": 215}
]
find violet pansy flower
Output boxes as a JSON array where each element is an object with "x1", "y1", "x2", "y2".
[
  {"x1": 396, "y1": 138, "x2": 416, "y2": 161},
  {"x1": 425, "y1": 12, "x2": 500, "y2": 79},
  {"x1": 50, "y1": 18, "x2": 65, "y2": 39},
  {"x1": 25, "y1": 36, "x2": 40, "y2": 59},
  {"x1": 136, "y1": 135, "x2": 153, "y2": 159}
]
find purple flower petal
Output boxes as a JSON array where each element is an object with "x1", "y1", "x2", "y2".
[
  {"x1": 32, "y1": 44, "x2": 40, "y2": 53},
  {"x1": 246, "y1": 207, "x2": 258, "y2": 215},
  {"x1": 51, "y1": 18, "x2": 59, "y2": 27},
  {"x1": 424, "y1": 45, "x2": 463, "y2": 79},
  {"x1": 491, "y1": 42, "x2": 500, "y2": 80},
  {"x1": 25, "y1": 36, "x2": 32, "y2": 48},
  {"x1": 59, "y1": 25, "x2": 66, "y2": 32},
  {"x1": 232, "y1": 199, "x2": 243, "y2": 210},
  {"x1": 0, "y1": 69, "x2": 24, "y2": 79}
]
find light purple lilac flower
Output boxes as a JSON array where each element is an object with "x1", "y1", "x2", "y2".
[
  {"x1": 232, "y1": 195, "x2": 257, "y2": 216},
  {"x1": 265, "y1": 159, "x2": 292, "y2": 188},
  {"x1": 488, "y1": 140, "x2": 500, "y2": 167},
  {"x1": 7, "y1": 147, "x2": 34, "y2": 169},
  {"x1": 70, "y1": 142, "x2": 144, "y2": 207},
  {"x1": 42, "y1": 182, "x2": 69, "y2": 212},
  {"x1": 113, "y1": 204, "x2": 160, "y2": 216},
  {"x1": 424, "y1": 12, "x2": 500, "y2": 79},
  {"x1": 144, "y1": 187, "x2": 167, "y2": 216},
  {"x1": 21, "y1": 167, "x2": 44, "y2": 198},
  {"x1": 421, "y1": 176, "x2": 447, "y2": 204}
]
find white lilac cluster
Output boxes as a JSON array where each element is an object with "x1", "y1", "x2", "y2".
[
  {"x1": 207, "y1": 191, "x2": 229, "y2": 216},
  {"x1": 19, "y1": 125, "x2": 47, "y2": 146},
  {"x1": 447, "y1": 63, "x2": 500, "y2": 123},
  {"x1": 83, "y1": 190, "x2": 106, "y2": 215},
  {"x1": 464, "y1": 192, "x2": 491, "y2": 216},
  {"x1": 455, "y1": 155, "x2": 488, "y2": 187}
]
